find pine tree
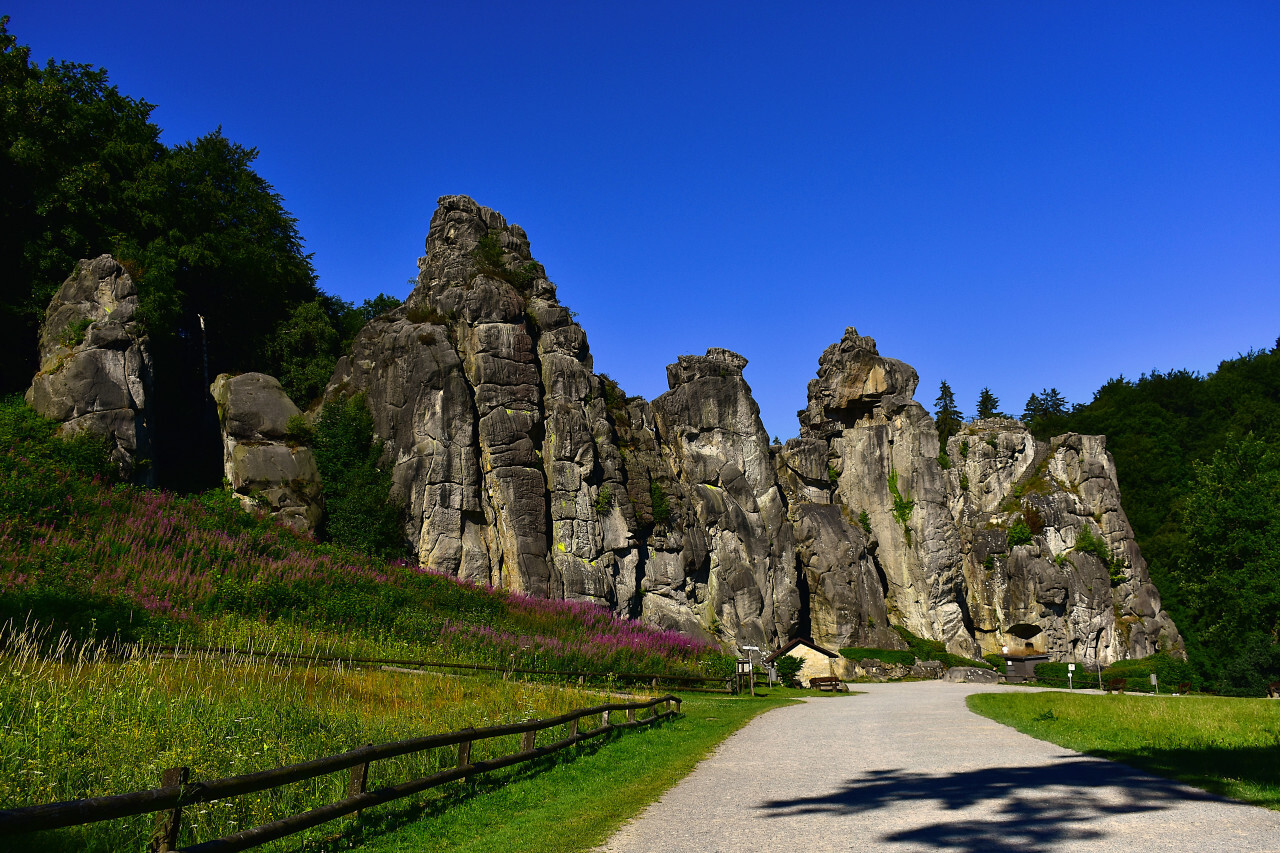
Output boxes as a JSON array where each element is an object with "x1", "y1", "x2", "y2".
[
  {"x1": 976, "y1": 388, "x2": 1002, "y2": 419},
  {"x1": 934, "y1": 381, "x2": 963, "y2": 447},
  {"x1": 1022, "y1": 392, "x2": 1043, "y2": 426}
]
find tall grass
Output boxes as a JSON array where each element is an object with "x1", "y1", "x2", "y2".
[{"x1": 0, "y1": 619, "x2": 617, "y2": 852}]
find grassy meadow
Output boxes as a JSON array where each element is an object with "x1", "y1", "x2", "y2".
[
  {"x1": 0, "y1": 620, "x2": 643, "y2": 852},
  {"x1": 0, "y1": 396, "x2": 749, "y2": 850},
  {"x1": 967, "y1": 691, "x2": 1280, "y2": 809}
]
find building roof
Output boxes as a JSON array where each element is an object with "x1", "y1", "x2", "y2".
[{"x1": 764, "y1": 638, "x2": 838, "y2": 662}]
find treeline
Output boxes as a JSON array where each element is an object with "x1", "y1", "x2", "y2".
[
  {"x1": 937, "y1": 343, "x2": 1280, "y2": 694},
  {"x1": 0, "y1": 18, "x2": 398, "y2": 477}
]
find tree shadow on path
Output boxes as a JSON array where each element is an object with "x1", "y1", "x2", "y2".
[{"x1": 758, "y1": 757, "x2": 1221, "y2": 852}]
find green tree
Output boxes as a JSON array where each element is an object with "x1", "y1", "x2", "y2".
[
  {"x1": 1022, "y1": 387, "x2": 1069, "y2": 437},
  {"x1": 1171, "y1": 435, "x2": 1280, "y2": 694},
  {"x1": 114, "y1": 128, "x2": 317, "y2": 372},
  {"x1": 313, "y1": 394, "x2": 406, "y2": 559},
  {"x1": 268, "y1": 292, "x2": 402, "y2": 408},
  {"x1": 774, "y1": 654, "x2": 804, "y2": 687},
  {"x1": 0, "y1": 17, "x2": 161, "y2": 392},
  {"x1": 934, "y1": 380, "x2": 962, "y2": 447},
  {"x1": 269, "y1": 300, "x2": 341, "y2": 407},
  {"x1": 976, "y1": 387, "x2": 1002, "y2": 420}
]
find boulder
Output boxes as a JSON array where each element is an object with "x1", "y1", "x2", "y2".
[
  {"x1": 211, "y1": 373, "x2": 322, "y2": 534},
  {"x1": 26, "y1": 255, "x2": 153, "y2": 482},
  {"x1": 944, "y1": 666, "x2": 999, "y2": 684}
]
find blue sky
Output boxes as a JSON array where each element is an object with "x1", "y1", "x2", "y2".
[{"x1": 9, "y1": 2, "x2": 1279, "y2": 440}]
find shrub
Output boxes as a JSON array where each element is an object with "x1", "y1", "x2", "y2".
[
  {"x1": 840, "y1": 646, "x2": 916, "y2": 667},
  {"x1": 471, "y1": 233, "x2": 541, "y2": 292},
  {"x1": 887, "y1": 470, "x2": 913, "y2": 525},
  {"x1": 1007, "y1": 519, "x2": 1033, "y2": 547},
  {"x1": 314, "y1": 394, "x2": 406, "y2": 559},
  {"x1": 938, "y1": 451, "x2": 952, "y2": 470},
  {"x1": 983, "y1": 653, "x2": 1007, "y2": 672},
  {"x1": 774, "y1": 654, "x2": 804, "y2": 686},
  {"x1": 893, "y1": 626, "x2": 992, "y2": 670},
  {"x1": 1024, "y1": 504, "x2": 1045, "y2": 534},
  {"x1": 649, "y1": 480, "x2": 671, "y2": 526},
  {"x1": 858, "y1": 510, "x2": 872, "y2": 535},
  {"x1": 1074, "y1": 525, "x2": 1128, "y2": 586},
  {"x1": 593, "y1": 486, "x2": 612, "y2": 515},
  {"x1": 405, "y1": 302, "x2": 448, "y2": 325},
  {"x1": 960, "y1": 440, "x2": 970, "y2": 458},
  {"x1": 284, "y1": 413, "x2": 316, "y2": 447},
  {"x1": 59, "y1": 316, "x2": 92, "y2": 348}
]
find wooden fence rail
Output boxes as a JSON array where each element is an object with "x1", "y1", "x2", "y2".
[
  {"x1": 0, "y1": 694, "x2": 681, "y2": 852},
  {"x1": 147, "y1": 644, "x2": 732, "y2": 689}
]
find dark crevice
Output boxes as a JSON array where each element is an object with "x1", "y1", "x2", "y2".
[{"x1": 796, "y1": 565, "x2": 812, "y2": 641}]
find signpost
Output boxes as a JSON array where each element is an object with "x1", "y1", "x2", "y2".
[
  {"x1": 1151, "y1": 672, "x2": 1158, "y2": 695},
  {"x1": 736, "y1": 658, "x2": 752, "y2": 696},
  {"x1": 742, "y1": 646, "x2": 760, "y2": 696},
  {"x1": 1068, "y1": 662, "x2": 1075, "y2": 690}
]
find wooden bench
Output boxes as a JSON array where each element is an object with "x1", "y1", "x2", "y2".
[
  {"x1": 1267, "y1": 682, "x2": 1280, "y2": 699},
  {"x1": 1105, "y1": 677, "x2": 1127, "y2": 694},
  {"x1": 809, "y1": 676, "x2": 845, "y2": 692},
  {"x1": 1177, "y1": 682, "x2": 1192, "y2": 695}
]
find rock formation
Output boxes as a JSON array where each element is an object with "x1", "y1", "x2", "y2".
[
  {"x1": 26, "y1": 255, "x2": 153, "y2": 482},
  {"x1": 317, "y1": 195, "x2": 1181, "y2": 666},
  {"x1": 31, "y1": 201, "x2": 1181, "y2": 668},
  {"x1": 210, "y1": 372, "x2": 323, "y2": 534}
]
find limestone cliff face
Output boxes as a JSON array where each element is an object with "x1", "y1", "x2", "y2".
[
  {"x1": 314, "y1": 196, "x2": 1177, "y2": 665},
  {"x1": 793, "y1": 328, "x2": 1182, "y2": 665},
  {"x1": 799, "y1": 331, "x2": 970, "y2": 654},
  {"x1": 945, "y1": 422, "x2": 1182, "y2": 663},
  {"x1": 322, "y1": 196, "x2": 895, "y2": 651},
  {"x1": 26, "y1": 255, "x2": 153, "y2": 483}
]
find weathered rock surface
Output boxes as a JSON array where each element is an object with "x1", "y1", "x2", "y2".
[
  {"x1": 800, "y1": 329, "x2": 969, "y2": 655},
  {"x1": 945, "y1": 422, "x2": 1182, "y2": 663},
  {"x1": 943, "y1": 666, "x2": 999, "y2": 684},
  {"x1": 210, "y1": 372, "x2": 322, "y2": 534},
  {"x1": 312, "y1": 196, "x2": 1178, "y2": 667},
  {"x1": 325, "y1": 196, "x2": 886, "y2": 650},
  {"x1": 26, "y1": 255, "x2": 153, "y2": 482}
]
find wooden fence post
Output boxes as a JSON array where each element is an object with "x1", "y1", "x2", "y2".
[
  {"x1": 601, "y1": 710, "x2": 609, "y2": 729},
  {"x1": 568, "y1": 717, "x2": 579, "y2": 737},
  {"x1": 627, "y1": 708, "x2": 636, "y2": 723},
  {"x1": 522, "y1": 729, "x2": 536, "y2": 753},
  {"x1": 674, "y1": 698, "x2": 682, "y2": 715},
  {"x1": 347, "y1": 744, "x2": 371, "y2": 818},
  {"x1": 457, "y1": 738, "x2": 472, "y2": 768},
  {"x1": 150, "y1": 766, "x2": 188, "y2": 853}
]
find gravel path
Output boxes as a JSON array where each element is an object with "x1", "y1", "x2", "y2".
[{"x1": 597, "y1": 681, "x2": 1280, "y2": 852}]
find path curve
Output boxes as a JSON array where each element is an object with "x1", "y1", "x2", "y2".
[{"x1": 598, "y1": 682, "x2": 1280, "y2": 852}]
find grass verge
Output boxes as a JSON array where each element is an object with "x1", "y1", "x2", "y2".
[
  {"x1": 967, "y1": 691, "x2": 1280, "y2": 809},
  {"x1": 2, "y1": 623, "x2": 612, "y2": 852},
  {"x1": 313, "y1": 689, "x2": 834, "y2": 852}
]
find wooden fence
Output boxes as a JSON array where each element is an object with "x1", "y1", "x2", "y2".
[
  {"x1": 150, "y1": 644, "x2": 733, "y2": 692},
  {"x1": 0, "y1": 694, "x2": 681, "y2": 852}
]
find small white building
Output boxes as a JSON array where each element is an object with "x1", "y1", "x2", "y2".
[{"x1": 765, "y1": 638, "x2": 839, "y2": 685}]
